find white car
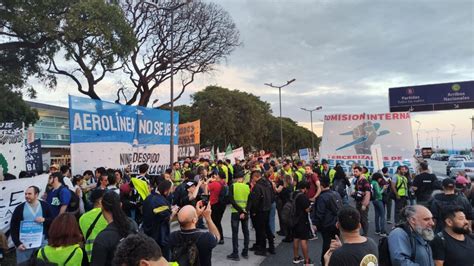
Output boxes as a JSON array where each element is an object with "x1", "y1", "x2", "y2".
[{"x1": 449, "y1": 161, "x2": 474, "y2": 179}]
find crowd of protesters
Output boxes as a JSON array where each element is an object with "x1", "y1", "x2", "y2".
[{"x1": 2, "y1": 155, "x2": 474, "y2": 266}]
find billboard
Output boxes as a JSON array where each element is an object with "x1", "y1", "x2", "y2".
[
  {"x1": 389, "y1": 80, "x2": 474, "y2": 112},
  {"x1": 319, "y1": 112, "x2": 415, "y2": 174},
  {"x1": 0, "y1": 122, "x2": 25, "y2": 177},
  {"x1": 178, "y1": 120, "x2": 200, "y2": 159},
  {"x1": 69, "y1": 96, "x2": 179, "y2": 175}
]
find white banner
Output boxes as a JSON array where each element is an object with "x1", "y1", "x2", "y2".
[
  {"x1": 0, "y1": 174, "x2": 49, "y2": 247},
  {"x1": 0, "y1": 122, "x2": 26, "y2": 178},
  {"x1": 232, "y1": 147, "x2": 245, "y2": 163},
  {"x1": 320, "y1": 112, "x2": 415, "y2": 174}
]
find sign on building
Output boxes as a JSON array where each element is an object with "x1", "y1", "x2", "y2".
[
  {"x1": 0, "y1": 122, "x2": 25, "y2": 178},
  {"x1": 178, "y1": 120, "x2": 200, "y2": 159},
  {"x1": 69, "y1": 96, "x2": 179, "y2": 175},
  {"x1": 319, "y1": 112, "x2": 415, "y2": 174}
]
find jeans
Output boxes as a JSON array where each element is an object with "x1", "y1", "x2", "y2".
[
  {"x1": 254, "y1": 211, "x2": 274, "y2": 251},
  {"x1": 372, "y1": 200, "x2": 386, "y2": 233},
  {"x1": 16, "y1": 238, "x2": 48, "y2": 264},
  {"x1": 231, "y1": 213, "x2": 249, "y2": 255},
  {"x1": 356, "y1": 202, "x2": 369, "y2": 236},
  {"x1": 211, "y1": 202, "x2": 226, "y2": 239},
  {"x1": 321, "y1": 226, "x2": 339, "y2": 266},
  {"x1": 385, "y1": 198, "x2": 392, "y2": 221},
  {"x1": 394, "y1": 197, "x2": 408, "y2": 224},
  {"x1": 269, "y1": 201, "x2": 276, "y2": 235}
]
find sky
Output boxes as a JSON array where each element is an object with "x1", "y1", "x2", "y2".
[{"x1": 32, "y1": 0, "x2": 474, "y2": 150}]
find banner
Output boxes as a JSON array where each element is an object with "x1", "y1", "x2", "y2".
[
  {"x1": 232, "y1": 147, "x2": 245, "y2": 162},
  {"x1": 25, "y1": 139, "x2": 43, "y2": 175},
  {"x1": 319, "y1": 112, "x2": 415, "y2": 174},
  {"x1": 69, "y1": 96, "x2": 179, "y2": 175},
  {"x1": 0, "y1": 174, "x2": 49, "y2": 247},
  {"x1": 178, "y1": 120, "x2": 200, "y2": 159},
  {"x1": 0, "y1": 122, "x2": 25, "y2": 177}
]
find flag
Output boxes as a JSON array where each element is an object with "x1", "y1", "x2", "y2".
[
  {"x1": 210, "y1": 145, "x2": 215, "y2": 161},
  {"x1": 225, "y1": 144, "x2": 232, "y2": 156}
]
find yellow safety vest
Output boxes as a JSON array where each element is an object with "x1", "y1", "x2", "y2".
[
  {"x1": 395, "y1": 174, "x2": 408, "y2": 197},
  {"x1": 231, "y1": 183, "x2": 250, "y2": 213},
  {"x1": 131, "y1": 178, "x2": 150, "y2": 200},
  {"x1": 79, "y1": 208, "x2": 108, "y2": 262}
]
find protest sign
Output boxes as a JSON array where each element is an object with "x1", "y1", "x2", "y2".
[
  {"x1": 0, "y1": 174, "x2": 49, "y2": 247},
  {"x1": 20, "y1": 221, "x2": 43, "y2": 249},
  {"x1": 178, "y1": 120, "x2": 200, "y2": 159},
  {"x1": 25, "y1": 139, "x2": 43, "y2": 175},
  {"x1": 299, "y1": 148, "x2": 310, "y2": 162},
  {"x1": 319, "y1": 112, "x2": 415, "y2": 174},
  {"x1": 69, "y1": 96, "x2": 179, "y2": 175},
  {"x1": 0, "y1": 122, "x2": 26, "y2": 177}
]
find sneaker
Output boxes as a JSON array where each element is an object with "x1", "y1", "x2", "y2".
[
  {"x1": 254, "y1": 250, "x2": 267, "y2": 256},
  {"x1": 249, "y1": 245, "x2": 258, "y2": 251},
  {"x1": 227, "y1": 253, "x2": 240, "y2": 261},
  {"x1": 303, "y1": 258, "x2": 314, "y2": 265},
  {"x1": 241, "y1": 251, "x2": 248, "y2": 259},
  {"x1": 267, "y1": 248, "x2": 276, "y2": 255},
  {"x1": 380, "y1": 232, "x2": 388, "y2": 237},
  {"x1": 218, "y1": 239, "x2": 225, "y2": 245},
  {"x1": 293, "y1": 256, "x2": 304, "y2": 264}
]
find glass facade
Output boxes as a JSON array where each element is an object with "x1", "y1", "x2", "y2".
[{"x1": 33, "y1": 115, "x2": 70, "y2": 146}]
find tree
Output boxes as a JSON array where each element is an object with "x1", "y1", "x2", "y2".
[
  {"x1": 118, "y1": 0, "x2": 240, "y2": 106},
  {"x1": 0, "y1": 85, "x2": 39, "y2": 126}
]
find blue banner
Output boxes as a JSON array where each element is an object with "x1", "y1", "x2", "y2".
[{"x1": 389, "y1": 80, "x2": 474, "y2": 112}]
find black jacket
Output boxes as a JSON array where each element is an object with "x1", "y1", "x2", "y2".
[
  {"x1": 10, "y1": 200, "x2": 53, "y2": 247},
  {"x1": 247, "y1": 178, "x2": 273, "y2": 213},
  {"x1": 312, "y1": 189, "x2": 342, "y2": 230}
]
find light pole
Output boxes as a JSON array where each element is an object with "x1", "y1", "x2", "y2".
[
  {"x1": 415, "y1": 120, "x2": 421, "y2": 149},
  {"x1": 264, "y1": 79, "x2": 296, "y2": 158},
  {"x1": 450, "y1": 123, "x2": 456, "y2": 152},
  {"x1": 144, "y1": 0, "x2": 190, "y2": 166},
  {"x1": 436, "y1": 128, "x2": 440, "y2": 150},
  {"x1": 301, "y1": 106, "x2": 322, "y2": 159}
]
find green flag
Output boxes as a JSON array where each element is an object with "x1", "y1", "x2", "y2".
[
  {"x1": 225, "y1": 144, "x2": 233, "y2": 156},
  {"x1": 210, "y1": 146, "x2": 215, "y2": 161}
]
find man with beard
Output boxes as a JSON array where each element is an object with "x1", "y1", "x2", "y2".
[
  {"x1": 430, "y1": 207, "x2": 474, "y2": 266},
  {"x1": 388, "y1": 205, "x2": 435, "y2": 266}
]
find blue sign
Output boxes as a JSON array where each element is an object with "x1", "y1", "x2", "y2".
[
  {"x1": 19, "y1": 221, "x2": 43, "y2": 249},
  {"x1": 389, "y1": 80, "x2": 474, "y2": 112}
]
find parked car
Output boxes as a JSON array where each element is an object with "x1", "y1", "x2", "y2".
[
  {"x1": 446, "y1": 158, "x2": 466, "y2": 176},
  {"x1": 448, "y1": 155, "x2": 470, "y2": 161},
  {"x1": 449, "y1": 161, "x2": 474, "y2": 179}
]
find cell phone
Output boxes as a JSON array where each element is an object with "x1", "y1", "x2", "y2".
[{"x1": 201, "y1": 194, "x2": 210, "y2": 206}]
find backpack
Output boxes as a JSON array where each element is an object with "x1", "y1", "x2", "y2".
[
  {"x1": 171, "y1": 232, "x2": 203, "y2": 266},
  {"x1": 378, "y1": 224, "x2": 416, "y2": 266},
  {"x1": 281, "y1": 192, "x2": 303, "y2": 228},
  {"x1": 61, "y1": 187, "x2": 80, "y2": 213},
  {"x1": 218, "y1": 182, "x2": 229, "y2": 205}
]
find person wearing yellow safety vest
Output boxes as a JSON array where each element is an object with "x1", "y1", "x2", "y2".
[
  {"x1": 294, "y1": 162, "x2": 306, "y2": 184},
  {"x1": 171, "y1": 162, "x2": 182, "y2": 186},
  {"x1": 79, "y1": 189, "x2": 108, "y2": 263},
  {"x1": 226, "y1": 168, "x2": 250, "y2": 261},
  {"x1": 218, "y1": 160, "x2": 229, "y2": 184},
  {"x1": 280, "y1": 162, "x2": 294, "y2": 181},
  {"x1": 320, "y1": 159, "x2": 336, "y2": 187},
  {"x1": 129, "y1": 163, "x2": 151, "y2": 225},
  {"x1": 391, "y1": 165, "x2": 409, "y2": 224},
  {"x1": 226, "y1": 159, "x2": 234, "y2": 183},
  {"x1": 142, "y1": 180, "x2": 178, "y2": 261}
]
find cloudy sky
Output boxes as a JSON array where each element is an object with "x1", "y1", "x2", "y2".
[{"x1": 33, "y1": 0, "x2": 474, "y2": 149}]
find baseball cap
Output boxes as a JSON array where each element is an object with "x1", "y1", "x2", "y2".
[
  {"x1": 50, "y1": 164, "x2": 60, "y2": 170},
  {"x1": 442, "y1": 178, "x2": 455, "y2": 188},
  {"x1": 185, "y1": 181, "x2": 197, "y2": 189},
  {"x1": 321, "y1": 159, "x2": 329, "y2": 165}
]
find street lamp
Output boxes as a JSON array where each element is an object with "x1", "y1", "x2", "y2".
[
  {"x1": 301, "y1": 106, "x2": 322, "y2": 159},
  {"x1": 436, "y1": 128, "x2": 440, "y2": 150},
  {"x1": 264, "y1": 78, "x2": 296, "y2": 158},
  {"x1": 415, "y1": 120, "x2": 421, "y2": 149},
  {"x1": 450, "y1": 123, "x2": 456, "y2": 152},
  {"x1": 144, "y1": 0, "x2": 190, "y2": 166}
]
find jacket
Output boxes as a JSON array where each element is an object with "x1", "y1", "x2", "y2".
[
  {"x1": 10, "y1": 200, "x2": 53, "y2": 247},
  {"x1": 247, "y1": 178, "x2": 273, "y2": 213},
  {"x1": 388, "y1": 227, "x2": 434, "y2": 266},
  {"x1": 312, "y1": 189, "x2": 341, "y2": 229}
]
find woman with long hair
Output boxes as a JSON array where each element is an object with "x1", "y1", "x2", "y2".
[
  {"x1": 36, "y1": 213, "x2": 83, "y2": 265},
  {"x1": 90, "y1": 190, "x2": 138, "y2": 266}
]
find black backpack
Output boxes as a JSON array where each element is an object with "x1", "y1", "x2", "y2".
[
  {"x1": 378, "y1": 224, "x2": 416, "y2": 266},
  {"x1": 281, "y1": 192, "x2": 303, "y2": 228},
  {"x1": 61, "y1": 186, "x2": 80, "y2": 213},
  {"x1": 171, "y1": 232, "x2": 204, "y2": 266},
  {"x1": 218, "y1": 182, "x2": 229, "y2": 205}
]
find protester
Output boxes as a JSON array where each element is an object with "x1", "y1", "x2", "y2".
[
  {"x1": 72, "y1": 175, "x2": 85, "y2": 214},
  {"x1": 96, "y1": 173, "x2": 109, "y2": 190},
  {"x1": 391, "y1": 166, "x2": 409, "y2": 224},
  {"x1": 107, "y1": 171, "x2": 120, "y2": 194},
  {"x1": 381, "y1": 167, "x2": 393, "y2": 223},
  {"x1": 279, "y1": 174, "x2": 295, "y2": 242},
  {"x1": 323, "y1": 206, "x2": 378, "y2": 266},
  {"x1": 10, "y1": 186, "x2": 52, "y2": 265},
  {"x1": 46, "y1": 172, "x2": 71, "y2": 218},
  {"x1": 248, "y1": 170, "x2": 275, "y2": 256},
  {"x1": 142, "y1": 180, "x2": 177, "y2": 261},
  {"x1": 332, "y1": 165, "x2": 350, "y2": 205},
  {"x1": 351, "y1": 166, "x2": 370, "y2": 236},
  {"x1": 430, "y1": 206, "x2": 474, "y2": 266},
  {"x1": 412, "y1": 162, "x2": 439, "y2": 208},
  {"x1": 227, "y1": 169, "x2": 250, "y2": 261},
  {"x1": 91, "y1": 191, "x2": 138, "y2": 266},
  {"x1": 208, "y1": 169, "x2": 227, "y2": 245},
  {"x1": 168, "y1": 202, "x2": 220, "y2": 266},
  {"x1": 79, "y1": 189, "x2": 108, "y2": 263},
  {"x1": 320, "y1": 159, "x2": 336, "y2": 187},
  {"x1": 171, "y1": 162, "x2": 182, "y2": 186},
  {"x1": 36, "y1": 213, "x2": 84, "y2": 265},
  {"x1": 371, "y1": 173, "x2": 387, "y2": 236},
  {"x1": 136, "y1": 163, "x2": 150, "y2": 184},
  {"x1": 291, "y1": 181, "x2": 313, "y2": 265},
  {"x1": 387, "y1": 205, "x2": 435, "y2": 266},
  {"x1": 112, "y1": 233, "x2": 168, "y2": 266},
  {"x1": 312, "y1": 177, "x2": 342, "y2": 266},
  {"x1": 429, "y1": 178, "x2": 473, "y2": 233}
]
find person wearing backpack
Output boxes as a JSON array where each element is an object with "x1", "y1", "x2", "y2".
[
  {"x1": 46, "y1": 172, "x2": 72, "y2": 218},
  {"x1": 79, "y1": 189, "x2": 108, "y2": 263},
  {"x1": 371, "y1": 173, "x2": 388, "y2": 237},
  {"x1": 168, "y1": 201, "x2": 220, "y2": 266},
  {"x1": 291, "y1": 181, "x2": 314, "y2": 265},
  {"x1": 386, "y1": 205, "x2": 435, "y2": 266},
  {"x1": 36, "y1": 213, "x2": 84, "y2": 265},
  {"x1": 208, "y1": 169, "x2": 227, "y2": 245},
  {"x1": 312, "y1": 177, "x2": 342, "y2": 266}
]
